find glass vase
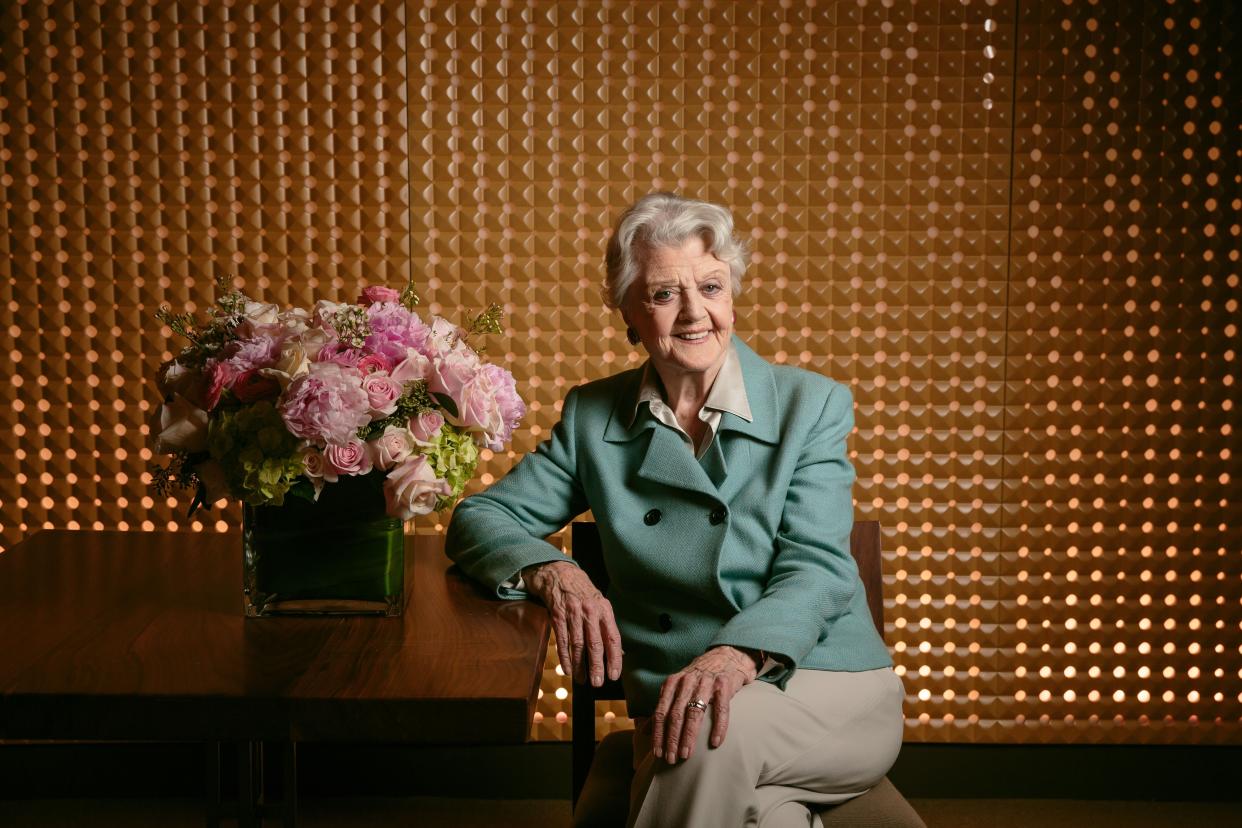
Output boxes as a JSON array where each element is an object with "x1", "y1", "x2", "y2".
[{"x1": 242, "y1": 471, "x2": 404, "y2": 617}]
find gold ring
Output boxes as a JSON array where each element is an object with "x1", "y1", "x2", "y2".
[{"x1": 686, "y1": 699, "x2": 708, "y2": 712}]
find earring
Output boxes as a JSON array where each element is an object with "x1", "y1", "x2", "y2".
[{"x1": 626, "y1": 326, "x2": 640, "y2": 345}]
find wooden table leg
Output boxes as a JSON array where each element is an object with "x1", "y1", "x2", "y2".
[
  {"x1": 237, "y1": 741, "x2": 258, "y2": 828},
  {"x1": 283, "y1": 741, "x2": 298, "y2": 828},
  {"x1": 204, "y1": 741, "x2": 221, "y2": 828}
]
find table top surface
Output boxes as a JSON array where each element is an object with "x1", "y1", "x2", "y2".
[{"x1": 0, "y1": 530, "x2": 550, "y2": 744}]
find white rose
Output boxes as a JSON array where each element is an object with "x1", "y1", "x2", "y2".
[
  {"x1": 260, "y1": 341, "x2": 310, "y2": 389},
  {"x1": 243, "y1": 300, "x2": 281, "y2": 324},
  {"x1": 300, "y1": 444, "x2": 335, "y2": 500},
  {"x1": 299, "y1": 327, "x2": 332, "y2": 360},
  {"x1": 193, "y1": 459, "x2": 230, "y2": 504},
  {"x1": 383, "y1": 454, "x2": 451, "y2": 521},
  {"x1": 156, "y1": 359, "x2": 208, "y2": 409},
  {"x1": 390, "y1": 347, "x2": 432, "y2": 383},
  {"x1": 279, "y1": 307, "x2": 311, "y2": 334},
  {"x1": 313, "y1": 299, "x2": 350, "y2": 331},
  {"x1": 153, "y1": 394, "x2": 209, "y2": 453}
]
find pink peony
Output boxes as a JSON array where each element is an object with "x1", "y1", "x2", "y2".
[
  {"x1": 315, "y1": 341, "x2": 364, "y2": 368},
  {"x1": 368, "y1": 425, "x2": 414, "y2": 471},
  {"x1": 365, "y1": 303, "x2": 431, "y2": 362},
  {"x1": 356, "y1": 353, "x2": 393, "y2": 375},
  {"x1": 323, "y1": 438, "x2": 374, "y2": 477},
  {"x1": 409, "y1": 410, "x2": 445, "y2": 444},
  {"x1": 219, "y1": 325, "x2": 284, "y2": 373},
  {"x1": 383, "y1": 454, "x2": 451, "y2": 521},
  {"x1": 358, "y1": 285, "x2": 401, "y2": 305},
  {"x1": 428, "y1": 341, "x2": 480, "y2": 405},
  {"x1": 361, "y1": 373, "x2": 403, "y2": 418},
  {"x1": 279, "y1": 362, "x2": 373, "y2": 445},
  {"x1": 453, "y1": 363, "x2": 526, "y2": 450},
  {"x1": 232, "y1": 368, "x2": 282, "y2": 404},
  {"x1": 480, "y1": 363, "x2": 526, "y2": 448}
]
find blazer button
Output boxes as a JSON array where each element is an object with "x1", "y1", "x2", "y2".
[
  {"x1": 658, "y1": 613, "x2": 673, "y2": 632},
  {"x1": 709, "y1": 507, "x2": 727, "y2": 525},
  {"x1": 644, "y1": 508, "x2": 662, "y2": 526}
]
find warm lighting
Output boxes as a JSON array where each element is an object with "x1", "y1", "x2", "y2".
[{"x1": 0, "y1": 0, "x2": 1235, "y2": 748}]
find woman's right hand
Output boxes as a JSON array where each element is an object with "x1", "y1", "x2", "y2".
[{"x1": 522, "y1": 560, "x2": 622, "y2": 687}]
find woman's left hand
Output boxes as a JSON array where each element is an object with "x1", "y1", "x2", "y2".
[{"x1": 650, "y1": 645, "x2": 760, "y2": 763}]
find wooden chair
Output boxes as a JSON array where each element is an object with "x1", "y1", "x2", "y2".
[{"x1": 570, "y1": 520, "x2": 926, "y2": 828}]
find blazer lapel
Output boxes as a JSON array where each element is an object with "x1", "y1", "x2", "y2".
[
  {"x1": 602, "y1": 365, "x2": 720, "y2": 501},
  {"x1": 635, "y1": 425, "x2": 720, "y2": 500}
]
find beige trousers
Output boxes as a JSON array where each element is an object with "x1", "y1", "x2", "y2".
[{"x1": 626, "y1": 667, "x2": 905, "y2": 828}]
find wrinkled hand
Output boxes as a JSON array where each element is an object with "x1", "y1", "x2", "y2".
[
  {"x1": 522, "y1": 560, "x2": 622, "y2": 687},
  {"x1": 652, "y1": 645, "x2": 760, "y2": 763}
]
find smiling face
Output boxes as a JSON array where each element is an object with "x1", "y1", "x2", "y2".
[{"x1": 623, "y1": 236, "x2": 734, "y2": 385}]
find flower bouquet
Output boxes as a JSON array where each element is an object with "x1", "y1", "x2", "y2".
[{"x1": 149, "y1": 278, "x2": 525, "y2": 616}]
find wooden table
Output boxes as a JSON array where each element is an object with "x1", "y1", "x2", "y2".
[{"x1": 0, "y1": 530, "x2": 551, "y2": 825}]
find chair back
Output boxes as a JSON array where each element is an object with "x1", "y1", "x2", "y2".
[{"x1": 569, "y1": 519, "x2": 885, "y2": 804}]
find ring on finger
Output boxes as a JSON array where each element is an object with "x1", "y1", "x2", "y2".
[{"x1": 686, "y1": 698, "x2": 708, "y2": 712}]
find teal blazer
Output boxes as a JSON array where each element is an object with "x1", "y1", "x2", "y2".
[{"x1": 445, "y1": 336, "x2": 892, "y2": 716}]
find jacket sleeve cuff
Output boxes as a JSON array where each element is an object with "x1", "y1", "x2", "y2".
[{"x1": 471, "y1": 544, "x2": 579, "y2": 600}]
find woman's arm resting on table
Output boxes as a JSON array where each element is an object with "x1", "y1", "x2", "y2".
[
  {"x1": 707, "y1": 380, "x2": 860, "y2": 686},
  {"x1": 445, "y1": 387, "x2": 621, "y2": 686},
  {"x1": 523, "y1": 560, "x2": 622, "y2": 687}
]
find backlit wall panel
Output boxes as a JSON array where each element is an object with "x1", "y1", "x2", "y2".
[
  {"x1": 2, "y1": 0, "x2": 1237, "y2": 746},
  {"x1": 1004, "y1": 0, "x2": 1240, "y2": 743}
]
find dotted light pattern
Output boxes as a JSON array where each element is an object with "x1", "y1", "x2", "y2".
[
  {"x1": 0, "y1": 0, "x2": 410, "y2": 539},
  {"x1": 1, "y1": 0, "x2": 1238, "y2": 747},
  {"x1": 999, "y1": 0, "x2": 1240, "y2": 743}
]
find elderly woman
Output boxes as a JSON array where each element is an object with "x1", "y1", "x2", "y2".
[{"x1": 446, "y1": 193, "x2": 903, "y2": 828}]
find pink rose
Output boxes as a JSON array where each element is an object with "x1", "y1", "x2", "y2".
[
  {"x1": 204, "y1": 360, "x2": 236, "y2": 411},
  {"x1": 361, "y1": 373, "x2": 403, "y2": 418},
  {"x1": 279, "y1": 362, "x2": 372, "y2": 445},
  {"x1": 323, "y1": 438, "x2": 374, "y2": 477},
  {"x1": 383, "y1": 454, "x2": 451, "y2": 521},
  {"x1": 390, "y1": 347, "x2": 431, "y2": 383},
  {"x1": 232, "y1": 368, "x2": 282, "y2": 404},
  {"x1": 409, "y1": 410, "x2": 445, "y2": 444},
  {"x1": 368, "y1": 425, "x2": 413, "y2": 471},
  {"x1": 358, "y1": 285, "x2": 402, "y2": 305},
  {"x1": 357, "y1": 353, "x2": 393, "y2": 375}
]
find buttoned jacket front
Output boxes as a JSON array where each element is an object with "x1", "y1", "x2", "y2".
[{"x1": 445, "y1": 336, "x2": 892, "y2": 717}]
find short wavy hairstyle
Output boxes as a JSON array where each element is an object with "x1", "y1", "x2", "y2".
[{"x1": 602, "y1": 192, "x2": 749, "y2": 310}]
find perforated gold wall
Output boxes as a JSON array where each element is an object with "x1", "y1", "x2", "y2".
[{"x1": 1, "y1": 0, "x2": 1237, "y2": 746}]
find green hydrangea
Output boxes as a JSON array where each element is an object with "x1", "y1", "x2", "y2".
[
  {"x1": 207, "y1": 401, "x2": 305, "y2": 506},
  {"x1": 421, "y1": 424, "x2": 480, "y2": 511}
]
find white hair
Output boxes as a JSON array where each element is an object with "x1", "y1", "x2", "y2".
[{"x1": 602, "y1": 192, "x2": 749, "y2": 310}]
